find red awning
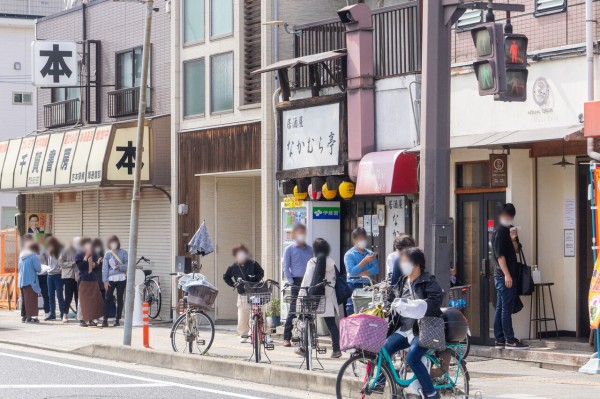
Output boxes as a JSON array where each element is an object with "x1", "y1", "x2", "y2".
[{"x1": 355, "y1": 150, "x2": 418, "y2": 195}]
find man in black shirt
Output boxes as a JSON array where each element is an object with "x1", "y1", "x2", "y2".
[{"x1": 492, "y1": 203, "x2": 528, "y2": 350}]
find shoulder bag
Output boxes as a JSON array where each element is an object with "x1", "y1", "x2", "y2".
[
  {"x1": 518, "y1": 249, "x2": 534, "y2": 296},
  {"x1": 409, "y1": 282, "x2": 446, "y2": 351},
  {"x1": 335, "y1": 265, "x2": 352, "y2": 305}
]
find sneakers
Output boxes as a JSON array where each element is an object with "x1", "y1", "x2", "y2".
[
  {"x1": 88, "y1": 321, "x2": 97, "y2": 327},
  {"x1": 114, "y1": 320, "x2": 120, "y2": 327},
  {"x1": 21, "y1": 317, "x2": 27, "y2": 323},
  {"x1": 240, "y1": 337, "x2": 248, "y2": 343},
  {"x1": 79, "y1": 321, "x2": 88, "y2": 327},
  {"x1": 331, "y1": 350, "x2": 342, "y2": 358},
  {"x1": 494, "y1": 340, "x2": 506, "y2": 349},
  {"x1": 102, "y1": 320, "x2": 109, "y2": 327},
  {"x1": 505, "y1": 339, "x2": 529, "y2": 350},
  {"x1": 426, "y1": 392, "x2": 441, "y2": 399},
  {"x1": 294, "y1": 347, "x2": 306, "y2": 357},
  {"x1": 282, "y1": 340, "x2": 292, "y2": 347},
  {"x1": 265, "y1": 335, "x2": 273, "y2": 344},
  {"x1": 62, "y1": 314, "x2": 69, "y2": 323},
  {"x1": 44, "y1": 315, "x2": 56, "y2": 321}
]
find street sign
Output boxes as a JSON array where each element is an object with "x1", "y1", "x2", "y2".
[
  {"x1": 471, "y1": 23, "x2": 506, "y2": 96},
  {"x1": 31, "y1": 41, "x2": 79, "y2": 87}
]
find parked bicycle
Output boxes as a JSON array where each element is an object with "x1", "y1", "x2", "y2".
[
  {"x1": 136, "y1": 256, "x2": 162, "y2": 319},
  {"x1": 284, "y1": 279, "x2": 331, "y2": 371},
  {"x1": 170, "y1": 273, "x2": 218, "y2": 355},
  {"x1": 448, "y1": 285, "x2": 472, "y2": 359},
  {"x1": 237, "y1": 278, "x2": 279, "y2": 363}
]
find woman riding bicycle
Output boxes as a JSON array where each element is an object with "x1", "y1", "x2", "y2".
[
  {"x1": 384, "y1": 247, "x2": 443, "y2": 399},
  {"x1": 297, "y1": 238, "x2": 342, "y2": 358}
]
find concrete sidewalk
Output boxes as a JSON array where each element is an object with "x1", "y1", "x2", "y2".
[{"x1": 2, "y1": 310, "x2": 600, "y2": 398}]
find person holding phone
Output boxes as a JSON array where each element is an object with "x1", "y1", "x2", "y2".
[
  {"x1": 75, "y1": 237, "x2": 104, "y2": 327},
  {"x1": 343, "y1": 227, "x2": 379, "y2": 315},
  {"x1": 492, "y1": 203, "x2": 528, "y2": 350}
]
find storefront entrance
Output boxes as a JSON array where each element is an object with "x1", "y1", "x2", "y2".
[{"x1": 456, "y1": 192, "x2": 505, "y2": 345}]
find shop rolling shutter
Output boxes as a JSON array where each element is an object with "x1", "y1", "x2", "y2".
[
  {"x1": 82, "y1": 190, "x2": 99, "y2": 239},
  {"x1": 53, "y1": 192, "x2": 82, "y2": 243},
  {"x1": 99, "y1": 188, "x2": 172, "y2": 320}
]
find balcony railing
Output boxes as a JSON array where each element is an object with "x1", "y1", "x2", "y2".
[
  {"x1": 293, "y1": 2, "x2": 421, "y2": 88},
  {"x1": 44, "y1": 98, "x2": 81, "y2": 129},
  {"x1": 107, "y1": 86, "x2": 151, "y2": 118}
]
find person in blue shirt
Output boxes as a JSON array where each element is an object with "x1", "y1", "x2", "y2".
[
  {"x1": 282, "y1": 224, "x2": 313, "y2": 347},
  {"x1": 344, "y1": 227, "x2": 379, "y2": 315}
]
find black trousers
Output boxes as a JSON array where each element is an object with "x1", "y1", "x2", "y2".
[
  {"x1": 38, "y1": 274, "x2": 50, "y2": 314},
  {"x1": 323, "y1": 317, "x2": 340, "y2": 352},
  {"x1": 104, "y1": 280, "x2": 126, "y2": 321},
  {"x1": 283, "y1": 277, "x2": 304, "y2": 341},
  {"x1": 62, "y1": 278, "x2": 78, "y2": 314}
]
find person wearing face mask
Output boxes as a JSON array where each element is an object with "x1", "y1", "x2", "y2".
[
  {"x1": 491, "y1": 203, "x2": 529, "y2": 350},
  {"x1": 75, "y1": 237, "x2": 104, "y2": 327},
  {"x1": 102, "y1": 236, "x2": 128, "y2": 327},
  {"x1": 36, "y1": 234, "x2": 51, "y2": 320},
  {"x1": 91, "y1": 239, "x2": 106, "y2": 297},
  {"x1": 223, "y1": 244, "x2": 264, "y2": 343},
  {"x1": 45, "y1": 237, "x2": 65, "y2": 321},
  {"x1": 383, "y1": 247, "x2": 443, "y2": 399},
  {"x1": 59, "y1": 237, "x2": 80, "y2": 323},
  {"x1": 19, "y1": 242, "x2": 43, "y2": 323},
  {"x1": 388, "y1": 234, "x2": 417, "y2": 286},
  {"x1": 282, "y1": 224, "x2": 313, "y2": 347},
  {"x1": 343, "y1": 227, "x2": 380, "y2": 315}
]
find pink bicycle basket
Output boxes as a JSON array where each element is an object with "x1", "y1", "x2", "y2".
[{"x1": 340, "y1": 314, "x2": 388, "y2": 354}]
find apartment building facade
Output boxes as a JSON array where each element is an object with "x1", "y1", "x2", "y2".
[{"x1": 0, "y1": 0, "x2": 172, "y2": 320}]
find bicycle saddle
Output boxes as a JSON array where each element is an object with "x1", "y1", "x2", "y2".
[{"x1": 143, "y1": 270, "x2": 152, "y2": 276}]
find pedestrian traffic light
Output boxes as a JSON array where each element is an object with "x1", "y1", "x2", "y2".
[
  {"x1": 495, "y1": 34, "x2": 528, "y2": 102},
  {"x1": 471, "y1": 23, "x2": 506, "y2": 96}
]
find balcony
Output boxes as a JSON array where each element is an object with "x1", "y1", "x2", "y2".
[
  {"x1": 44, "y1": 99, "x2": 81, "y2": 129},
  {"x1": 293, "y1": 2, "x2": 421, "y2": 87},
  {"x1": 107, "y1": 86, "x2": 151, "y2": 118}
]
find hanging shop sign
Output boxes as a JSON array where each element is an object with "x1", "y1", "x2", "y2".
[
  {"x1": 276, "y1": 95, "x2": 346, "y2": 180},
  {"x1": 0, "y1": 123, "x2": 156, "y2": 191},
  {"x1": 31, "y1": 41, "x2": 79, "y2": 87},
  {"x1": 489, "y1": 153, "x2": 508, "y2": 187},
  {"x1": 313, "y1": 206, "x2": 340, "y2": 220}
]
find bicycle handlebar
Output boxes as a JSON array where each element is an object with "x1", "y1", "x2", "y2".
[
  {"x1": 282, "y1": 279, "x2": 332, "y2": 290},
  {"x1": 234, "y1": 278, "x2": 280, "y2": 289},
  {"x1": 136, "y1": 256, "x2": 151, "y2": 265}
]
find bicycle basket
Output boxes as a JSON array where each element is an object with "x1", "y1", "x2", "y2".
[
  {"x1": 284, "y1": 295, "x2": 325, "y2": 315},
  {"x1": 187, "y1": 284, "x2": 218, "y2": 310},
  {"x1": 448, "y1": 285, "x2": 471, "y2": 309},
  {"x1": 340, "y1": 314, "x2": 388, "y2": 354}
]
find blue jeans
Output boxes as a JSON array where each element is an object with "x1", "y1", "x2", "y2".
[
  {"x1": 494, "y1": 275, "x2": 516, "y2": 343},
  {"x1": 47, "y1": 274, "x2": 65, "y2": 318},
  {"x1": 383, "y1": 334, "x2": 435, "y2": 396}
]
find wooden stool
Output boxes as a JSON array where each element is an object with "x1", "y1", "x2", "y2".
[{"x1": 529, "y1": 283, "x2": 559, "y2": 340}]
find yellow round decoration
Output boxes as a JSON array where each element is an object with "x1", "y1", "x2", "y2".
[
  {"x1": 339, "y1": 181, "x2": 355, "y2": 199},
  {"x1": 321, "y1": 183, "x2": 337, "y2": 200},
  {"x1": 293, "y1": 185, "x2": 308, "y2": 200}
]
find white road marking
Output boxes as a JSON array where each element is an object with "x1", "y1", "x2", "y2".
[
  {"x1": 0, "y1": 384, "x2": 168, "y2": 389},
  {"x1": 0, "y1": 351, "x2": 268, "y2": 399}
]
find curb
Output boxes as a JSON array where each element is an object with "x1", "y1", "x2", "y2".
[
  {"x1": 74, "y1": 344, "x2": 339, "y2": 396},
  {"x1": 0, "y1": 339, "x2": 71, "y2": 354}
]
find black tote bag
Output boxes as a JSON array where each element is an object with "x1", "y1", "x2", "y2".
[{"x1": 518, "y1": 249, "x2": 534, "y2": 296}]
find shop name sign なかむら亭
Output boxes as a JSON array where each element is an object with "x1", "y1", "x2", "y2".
[
  {"x1": 31, "y1": 41, "x2": 79, "y2": 87},
  {"x1": 281, "y1": 103, "x2": 340, "y2": 171}
]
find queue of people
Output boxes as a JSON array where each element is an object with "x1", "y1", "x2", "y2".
[{"x1": 17, "y1": 234, "x2": 129, "y2": 328}]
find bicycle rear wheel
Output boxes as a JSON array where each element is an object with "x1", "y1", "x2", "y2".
[
  {"x1": 143, "y1": 279, "x2": 162, "y2": 319},
  {"x1": 434, "y1": 350, "x2": 469, "y2": 399},
  {"x1": 336, "y1": 352, "x2": 397, "y2": 399}
]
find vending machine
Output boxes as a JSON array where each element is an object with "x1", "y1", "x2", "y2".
[{"x1": 280, "y1": 199, "x2": 341, "y2": 321}]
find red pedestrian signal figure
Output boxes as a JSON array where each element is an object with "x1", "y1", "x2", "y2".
[{"x1": 510, "y1": 40, "x2": 519, "y2": 63}]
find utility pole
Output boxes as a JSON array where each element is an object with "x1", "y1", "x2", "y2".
[{"x1": 123, "y1": 0, "x2": 154, "y2": 346}]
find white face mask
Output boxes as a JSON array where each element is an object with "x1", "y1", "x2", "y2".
[
  {"x1": 499, "y1": 218, "x2": 512, "y2": 227},
  {"x1": 236, "y1": 252, "x2": 248, "y2": 264},
  {"x1": 296, "y1": 234, "x2": 306, "y2": 244},
  {"x1": 84, "y1": 243, "x2": 92, "y2": 252},
  {"x1": 110, "y1": 242, "x2": 118, "y2": 250},
  {"x1": 356, "y1": 240, "x2": 367, "y2": 250},
  {"x1": 400, "y1": 262, "x2": 414, "y2": 276}
]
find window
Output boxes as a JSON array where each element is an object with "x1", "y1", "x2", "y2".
[
  {"x1": 183, "y1": 58, "x2": 206, "y2": 117},
  {"x1": 456, "y1": 9, "x2": 482, "y2": 31},
  {"x1": 52, "y1": 86, "x2": 79, "y2": 103},
  {"x1": 243, "y1": 0, "x2": 261, "y2": 104},
  {"x1": 13, "y1": 92, "x2": 32, "y2": 105},
  {"x1": 210, "y1": 0, "x2": 233, "y2": 38},
  {"x1": 210, "y1": 52, "x2": 233, "y2": 113},
  {"x1": 183, "y1": 0, "x2": 205, "y2": 45},
  {"x1": 535, "y1": 0, "x2": 567, "y2": 16},
  {"x1": 456, "y1": 161, "x2": 490, "y2": 189},
  {"x1": 117, "y1": 47, "x2": 148, "y2": 89}
]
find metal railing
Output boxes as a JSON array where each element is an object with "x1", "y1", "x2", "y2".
[
  {"x1": 107, "y1": 86, "x2": 151, "y2": 118},
  {"x1": 43, "y1": 98, "x2": 81, "y2": 128},
  {"x1": 293, "y1": 2, "x2": 421, "y2": 88}
]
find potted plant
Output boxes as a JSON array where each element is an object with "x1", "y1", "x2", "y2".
[{"x1": 265, "y1": 298, "x2": 281, "y2": 328}]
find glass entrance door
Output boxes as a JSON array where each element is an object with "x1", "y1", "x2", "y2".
[{"x1": 456, "y1": 192, "x2": 505, "y2": 345}]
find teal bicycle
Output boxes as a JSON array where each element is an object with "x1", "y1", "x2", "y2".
[{"x1": 336, "y1": 343, "x2": 469, "y2": 398}]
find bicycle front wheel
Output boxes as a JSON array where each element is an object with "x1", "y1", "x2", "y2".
[
  {"x1": 193, "y1": 312, "x2": 215, "y2": 355},
  {"x1": 253, "y1": 314, "x2": 261, "y2": 363},
  {"x1": 171, "y1": 313, "x2": 193, "y2": 353},
  {"x1": 336, "y1": 352, "x2": 397, "y2": 399},
  {"x1": 143, "y1": 279, "x2": 162, "y2": 319},
  {"x1": 303, "y1": 319, "x2": 312, "y2": 370}
]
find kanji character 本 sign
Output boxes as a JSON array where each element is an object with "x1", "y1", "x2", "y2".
[
  {"x1": 106, "y1": 126, "x2": 150, "y2": 181},
  {"x1": 281, "y1": 103, "x2": 340, "y2": 171},
  {"x1": 31, "y1": 41, "x2": 79, "y2": 87}
]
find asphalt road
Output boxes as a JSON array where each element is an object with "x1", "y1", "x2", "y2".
[{"x1": 0, "y1": 344, "x2": 332, "y2": 399}]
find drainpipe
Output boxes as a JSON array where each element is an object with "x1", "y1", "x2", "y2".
[
  {"x1": 586, "y1": 0, "x2": 600, "y2": 160},
  {"x1": 339, "y1": 3, "x2": 375, "y2": 180}
]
